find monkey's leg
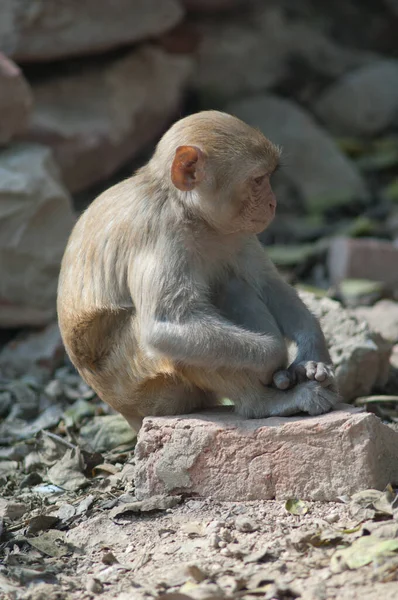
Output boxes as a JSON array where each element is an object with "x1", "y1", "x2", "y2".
[
  {"x1": 216, "y1": 276, "x2": 288, "y2": 382},
  {"x1": 127, "y1": 373, "x2": 218, "y2": 425},
  {"x1": 210, "y1": 278, "x2": 338, "y2": 417},
  {"x1": 81, "y1": 353, "x2": 217, "y2": 430},
  {"x1": 217, "y1": 277, "x2": 281, "y2": 334},
  {"x1": 185, "y1": 366, "x2": 338, "y2": 418},
  {"x1": 232, "y1": 378, "x2": 338, "y2": 418}
]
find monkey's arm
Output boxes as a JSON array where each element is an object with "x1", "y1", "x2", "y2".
[
  {"x1": 144, "y1": 307, "x2": 286, "y2": 376},
  {"x1": 261, "y1": 259, "x2": 335, "y2": 390},
  {"x1": 134, "y1": 252, "x2": 286, "y2": 377}
]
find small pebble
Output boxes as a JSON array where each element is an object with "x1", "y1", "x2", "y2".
[
  {"x1": 20, "y1": 472, "x2": 42, "y2": 489},
  {"x1": 208, "y1": 533, "x2": 221, "y2": 549},
  {"x1": 86, "y1": 578, "x2": 103, "y2": 594},
  {"x1": 57, "y1": 503, "x2": 76, "y2": 520},
  {"x1": 44, "y1": 379, "x2": 63, "y2": 398},
  {"x1": 102, "y1": 551, "x2": 118, "y2": 565},
  {"x1": 324, "y1": 513, "x2": 339, "y2": 524},
  {"x1": 234, "y1": 516, "x2": 259, "y2": 533},
  {"x1": 219, "y1": 527, "x2": 233, "y2": 542},
  {"x1": 206, "y1": 520, "x2": 225, "y2": 533},
  {"x1": 187, "y1": 564, "x2": 207, "y2": 583}
]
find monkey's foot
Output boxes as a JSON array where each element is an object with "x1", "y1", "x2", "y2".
[
  {"x1": 273, "y1": 361, "x2": 336, "y2": 391},
  {"x1": 295, "y1": 381, "x2": 340, "y2": 416}
]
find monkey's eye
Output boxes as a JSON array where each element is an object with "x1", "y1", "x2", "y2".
[{"x1": 253, "y1": 175, "x2": 266, "y2": 185}]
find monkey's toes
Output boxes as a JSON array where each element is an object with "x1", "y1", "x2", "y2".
[
  {"x1": 301, "y1": 381, "x2": 339, "y2": 416},
  {"x1": 273, "y1": 370, "x2": 292, "y2": 390}
]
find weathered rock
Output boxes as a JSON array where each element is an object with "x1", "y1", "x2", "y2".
[
  {"x1": 314, "y1": 60, "x2": 398, "y2": 136},
  {"x1": 0, "y1": 0, "x2": 182, "y2": 62},
  {"x1": 229, "y1": 94, "x2": 368, "y2": 212},
  {"x1": 336, "y1": 279, "x2": 385, "y2": 308},
  {"x1": 0, "y1": 323, "x2": 64, "y2": 379},
  {"x1": 385, "y1": 0, "x2": 398, "y2": 17},
  {"x1": 79, "y1": 415, "x2": 137, "y2": 453},
  {"x1": 0, "y1": 498, "x2": 27, "y2": 520},
  {"x1": 299, "y1": 291, "x2": 391, "y2": 401},
  {"x1": 183, "y1": 0, "x2": 242, "y2": 10},
  {"x1": 135, "y1": 405, "x2": 398, "y2": 501},
  {"x1": 26, "y1": 46, "x2": 192, "y2": 192},
  {"x1": 157, "y1": 22, "x2": 200, "y2": 55},
  {"x1": 0, "y1": 144, "x2": 75, "y2": 327},
  {"x1": 195, "y1": 7, "x2": 373, "y2": 101},
  {"x1": 328, "y1": 236, "x2": 398, "y2": 287},
  {"x1": 355, "y1": 300, "x2": 398, "y2": 344},
  {"x1": 0, "y1": 53, "x2": 32, "y2": 145}
]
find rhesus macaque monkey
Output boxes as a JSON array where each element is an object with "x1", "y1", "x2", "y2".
[{"x1": 58, "y1": 111, "x2": 338, "y2": 431}]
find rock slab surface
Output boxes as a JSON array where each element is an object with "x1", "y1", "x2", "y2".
[
  {"x1": 299, "y1": 291, "x2": 391, "y2": 401},
  {"x1": 135, "y1": 405, "x2": 398, "y2": 502},
  {"x1": 0, "y1": 53, "x2": 32, "y2": 144},
  {"x1": 0, "y1": 144, "x2": 75, "y2": 327},
  {"x1": 27, "y1": 46, "x2": 192, "y2": 192},
  {"x1": 229, "y1": 94, "x2": 367, "y2": 210},
  {"x1": 0, "y1": 0, "x2": 182, "y2": 61}
]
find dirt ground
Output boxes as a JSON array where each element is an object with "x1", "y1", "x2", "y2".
[
  {"x1": 1, "y1": 368, "x2": 398, "y2": 600},
  {"x1": 1, "y1": 452, "x2": 398, "y2": 600}
]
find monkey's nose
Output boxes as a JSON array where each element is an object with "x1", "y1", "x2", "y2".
[{"x1": 269, "y1": 191, "x2": 277, "y2": 209}]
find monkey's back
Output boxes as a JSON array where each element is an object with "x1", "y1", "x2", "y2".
[{"x1": 57, "y1": 174, "x2": 155, "y2": 380}]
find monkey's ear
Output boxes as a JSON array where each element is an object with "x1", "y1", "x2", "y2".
[{"x1": 171, "y1": 145, "x2": 205, "y2": 191}]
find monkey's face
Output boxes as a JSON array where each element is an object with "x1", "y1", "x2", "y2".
[
  {"x1": 234, "y1": 172, "x2": 277, "y2": 234},
  {"x1": 185, "y1": 170, "x2": 277, "y2": 236},
  {"x1": 203, "y1": 165, "x2": 278, "y2": 235},
  {"x1": 167, "y1": 113, "x2": 280, "y2": 235}
]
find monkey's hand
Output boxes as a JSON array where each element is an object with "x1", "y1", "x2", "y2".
[{"x1": 272, "y1": 361, "x2": 336, "y2": 391}]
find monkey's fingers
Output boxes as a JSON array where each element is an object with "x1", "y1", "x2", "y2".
[
  {"x1": 314, "y1": 363, "x2": 336, "y2": 388},
  {"x1": 273, "y1": 369, "x2": 295, "y2": 390},
  {"x1": 304, "y1": 361, "x2": 317, "y2": 380},
  {"x1": 292, "y1": 363, "x2": 308, "y2": 383}
]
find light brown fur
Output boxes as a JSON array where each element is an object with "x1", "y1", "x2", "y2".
[{"x1": 57, "y1": 111, "x2": 338, "y2": 431}]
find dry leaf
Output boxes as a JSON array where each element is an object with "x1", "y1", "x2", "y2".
[
  {"x1": 285, "y1": 498, "x2": 309, "y2": 516},
  {"x1": 331, "y1": 535, "x2": 398, "y2": 571}
]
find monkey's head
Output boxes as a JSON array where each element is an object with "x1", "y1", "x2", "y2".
[{"x1": 155, "y1": 111, "x2": 281, "y2": 234}]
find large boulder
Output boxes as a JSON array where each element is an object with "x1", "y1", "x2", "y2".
[
  {"x1": 0, "y1": 144, "x2": 75, "y2": 327},
  {"x1": 183, "y1": 0, "x2": 242, "y2": 10},
  {"x1": 314, "y1": 60, "x2": 398, "y2": 136},
  {"x1": 25, "y1": 46, "x2": 193, "y2": 192},
  {"x1": 0, "y1": 0, "x2": 183, "y2": 62},
  {"x1": 299, "y1": 292, "x2": 391, "y2": 401},
  {"x1": 229, "y1": 94, "x2": 368, "y2": 213},
  {"x1": 0, "y1": 53, "x2": 32, "y2": 145},
  {"x1": 384, "y1": 0, "x2": 398, "y2": 17},
  {"x1": 355, "y1": 300, "x2": 398, "y2": 344},
  {"x1": 194, "y1": 7, "x2": 373, "y2": 101},
  {"x1": 0, "y1": 323, "x2": 64, "y2": 379}
]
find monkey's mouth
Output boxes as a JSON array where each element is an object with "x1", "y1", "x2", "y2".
[{"x1": 252, "y1": 209, "x2": 275, "y2": 224}]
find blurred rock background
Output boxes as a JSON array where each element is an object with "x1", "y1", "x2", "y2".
[{"x1": 1, "y1": 0, "x2": 398, "y2": 428}]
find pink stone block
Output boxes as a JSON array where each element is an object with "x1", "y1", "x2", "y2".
[
  {"x1": 135, "y1": 405, "x2": 398, "y2": 501},
  {"x1": 328, "y1": 236, "x2": 398, "y2": 286}
]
